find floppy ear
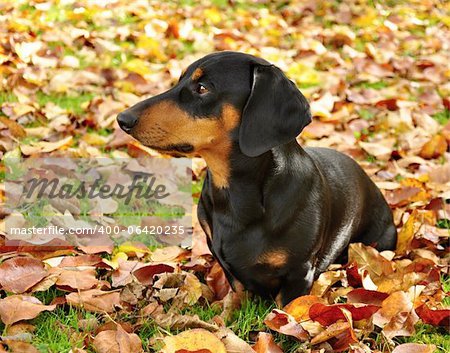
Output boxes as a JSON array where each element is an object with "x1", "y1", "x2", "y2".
[{"x1": 239, "y1": 64, "x2": 311, "y2": 157}]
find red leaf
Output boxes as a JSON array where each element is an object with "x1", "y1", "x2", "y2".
[
  {"x1": 309, "y1": 303, "x2": 380, "y2": 326},
  {"x1": 416, "y1": 303, "x2": 450, "y2": 327},
  {"x1": 346, "y1": 262, "x2": 362, "y2": 288},
  {"x1": 347, "y1": 289, "x2": 389, "y2": 306},
  {"x1": 375, "y1": 98, "x2": 398, "y2": 110},
  {"x1": 133, "y1": 264, "x2": 175, "y2": 286}
]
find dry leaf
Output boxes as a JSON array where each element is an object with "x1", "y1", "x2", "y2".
[
  {"x1": 0, "y1": 295, "x2": 56, "y2": 326},
  {"x1": 0, "y1": 257, "x2": 47, "y2": 294},
  {"x1": 161, "y1": 329, "x2": 226, "y2": 353}
]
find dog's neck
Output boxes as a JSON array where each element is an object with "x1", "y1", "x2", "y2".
[{"x1": 207, "y1": 139, "x2": 310, "y2": 190}]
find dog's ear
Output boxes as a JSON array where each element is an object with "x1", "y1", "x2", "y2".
[{"x1": 239, "y1": 64, "x2": 311, "y2": 157}]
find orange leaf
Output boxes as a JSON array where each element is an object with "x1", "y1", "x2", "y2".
[
  {"x1": 283, "y1": 295, "x2": 324, "y2": 321},
  {"x1": 419, "y1": 135, "x2": 447, "y2": 159}
]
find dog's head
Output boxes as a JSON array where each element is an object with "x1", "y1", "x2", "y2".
[{"x1": 117, "y1": 51, "x2": 311, "y2": 186}]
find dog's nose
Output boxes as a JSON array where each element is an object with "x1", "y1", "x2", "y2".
[{"x1": 117, "y1": 112, "x2": 138, "y2": 133}]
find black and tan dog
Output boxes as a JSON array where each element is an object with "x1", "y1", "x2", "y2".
[{"x1": 117, "y1": 51, "x2": 397, "y2": 305}]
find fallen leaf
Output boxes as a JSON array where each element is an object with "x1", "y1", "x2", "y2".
[
  {"x1": 396, "y1": 211, "x2": 418, "y2": 255},
  {"x1": 419, "y1": 135, "x2": 447, "y2": 159},
  {"x1": 264, "y1": 309, "x2": 309, "y2": 341},
  {"x1": 0, "y1": 257, "x2": 47, "y2": 294},
  {"x1": 253, "y1": 332, "x2": 283, "y2": 353},
  {"x1": 283, "y1": 295, "x2": 324, "y2": 321},
  {"x1": 348, "y1": 243, "x2": 394, "y2": 284},
  {"x1": 0, "y1": 295, "x2": 56, "y2": 326},
  {"x1": 66, "y1": 289, "x2": 120, "y2": 313},
  {"x1": 392, "y1": 343, "x2": 436, "y2": 353},
  {"x1": 161, "y1": 329, "x2": 226, "y2": 353},
  {"x1": 93, "y1": 325, "x2": 143, "y2": 353},
  {"x1": 56, "y1": 268, "x2": 99, "y2": 290},
  {"x1": 2, "y1": 341, "x2": 39, "y2": 353},
  {"x1": 20, "y1": 136, "x2": 73, "y2": 155},
  {"x1": 373, "y1": 291, "x2": 419, "y2": 338},
  {"x1": 133, "y1": 263, "x2": 175, "y2": 286},
  {"x1": 0, "y1": 116, "x2": 26, "y2": 138},
  {"x1": 415, "y1": 303, "x2": 450, "y2": 327},
  {"x1": 309, "y1": 303, "x2": 380, "y2": 326}
]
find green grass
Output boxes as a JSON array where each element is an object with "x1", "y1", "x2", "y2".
[
  {"x1": 358, "y1": 108, "x2": 376, "y2": 120},
  {"x1": 36, "y1": 91, "x2": 94, "y2": 115},
  {"x1": 32, "y1": 306, "x2": 97, "y2": 353},
  {"x1": 228, "y1": 297, "x2": 275, "y2": 342},
  {"x1": 0, "y1": 91, "x2": 18, "y2": 106},
  {"x1": 432, "y1": 109, "x2": 450, "y2": 125},
  {"x1": 356, "y1": 81, "x2": 389, "y2": 90},
  {"x1": 395, "y1": 324, "x2": 450, "y2": 353}
]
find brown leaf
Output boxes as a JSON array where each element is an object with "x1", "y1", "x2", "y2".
[
  {"x1": 93, "y1": 325, "x2": 143, "y2": 353},
  {"x1": 0, "y1": 257, "x2": 47, "y2": 294},
  {"x1": 348, "y1": 243, "x2": 394, "y2": 284},
  {"x1": 373, "y1": 291, "x2": 419, "y2": 338},
  {"x1": 392, "y1": 343, "x2": 436, "y2": 353},
  {"x1": 3, "y1": 341, "x2": 39, "y2": 353},
  {"x1": 66, "y1": 289, "x2": 120, "y2": 313},
  {"x1": 20, "y1": 136, "x2": 73, "y2": 155},
  {"x1": 419, "y1": 135, "x2": 447, "y2": 159},
  {"x1": 153, "y1": 272, "x2": 202, "y2": 308},
  {"x1": 310, "y1": 270, "x2": 345, "y2": 297},
  {"x1": 0, "y1": 295, "x2": 56, "y2": 326},
  {"x1": 0, "y1": 116, "x2": 26, "y2": 138},
  {"x1": 161, "y1": 329, "x2": 226, "y2": 353},
  {"x1": 206, "y1": 262, "x2": 231, "y2": 300},
  {"x1": 133, "y1": 263, "x2": 175, "y2": 286},
  {"x1": 385, "y1": 179, "x2": 431, "y2": 207},
  {"x1": 59, "y1": 254, "x2": 103, "y2": 267},
  {"x1": 310, "y1": 321, "x2": 351, "y2": 345},
  {"x1": 253, "y1": 332, "x2": 283, "y2": 353},
  {"x1": 215, "y1": 328, "x2": 255, "y2": 353},
  {"x1": 56, "y1": 268, "x2": 99, "y2": 290}
]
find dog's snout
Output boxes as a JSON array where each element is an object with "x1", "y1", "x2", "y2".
[{"x1": 117, "y1": 112, "x2": 138, "y2": 133}]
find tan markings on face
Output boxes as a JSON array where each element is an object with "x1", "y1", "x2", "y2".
[
  {"x1": 131, "y1": 101, "x2": 240, "y2": 188},
  {"x1": 191, "y1": 68, "x2": 203, "y2": 81},
  {"x1": 257, "y1": 250, "x2": 289, "y2": 268},
  {"x1": 275, "y1": 292, "x2": 284, "y2": 308}
]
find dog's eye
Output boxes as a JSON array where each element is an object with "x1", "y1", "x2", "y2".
[{"x1": 196, "y1": 83, "x2": 208, "y2": 94}]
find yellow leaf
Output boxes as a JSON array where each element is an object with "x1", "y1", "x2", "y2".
[
  {"x1": 204, "y1": 8, "x2": 222, "y2": 24},
  {"x1": 287, "y1": 63, "x2": 320, "y2": 87},
  {"x1": 116, "y1": 241, "x2": 151, "y2": 257},
  {"x1": 136, "y1": 36, "x2": 166, "y2": 61},
  {"x1": 81, "y1": 133, "x2": 109, "y2": 146},
  {"x1": 353, "y1": 8, "x2": 377, "y2": 27},
  {"x1": 20, "y1": 136, "x2": 73, "y2": 155},
  {"x1": 123, "y1": 59, "x2": 151, "y2": 76},
  {"x1": 103, "y1": 252, "x2": 128, "y2": 270},
  {"x1": 161, "y1": 329, "x2": 226, "y2": 353},
  {"x1": 396, "y1": 211, "x2": 418, "y2": 255}
]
